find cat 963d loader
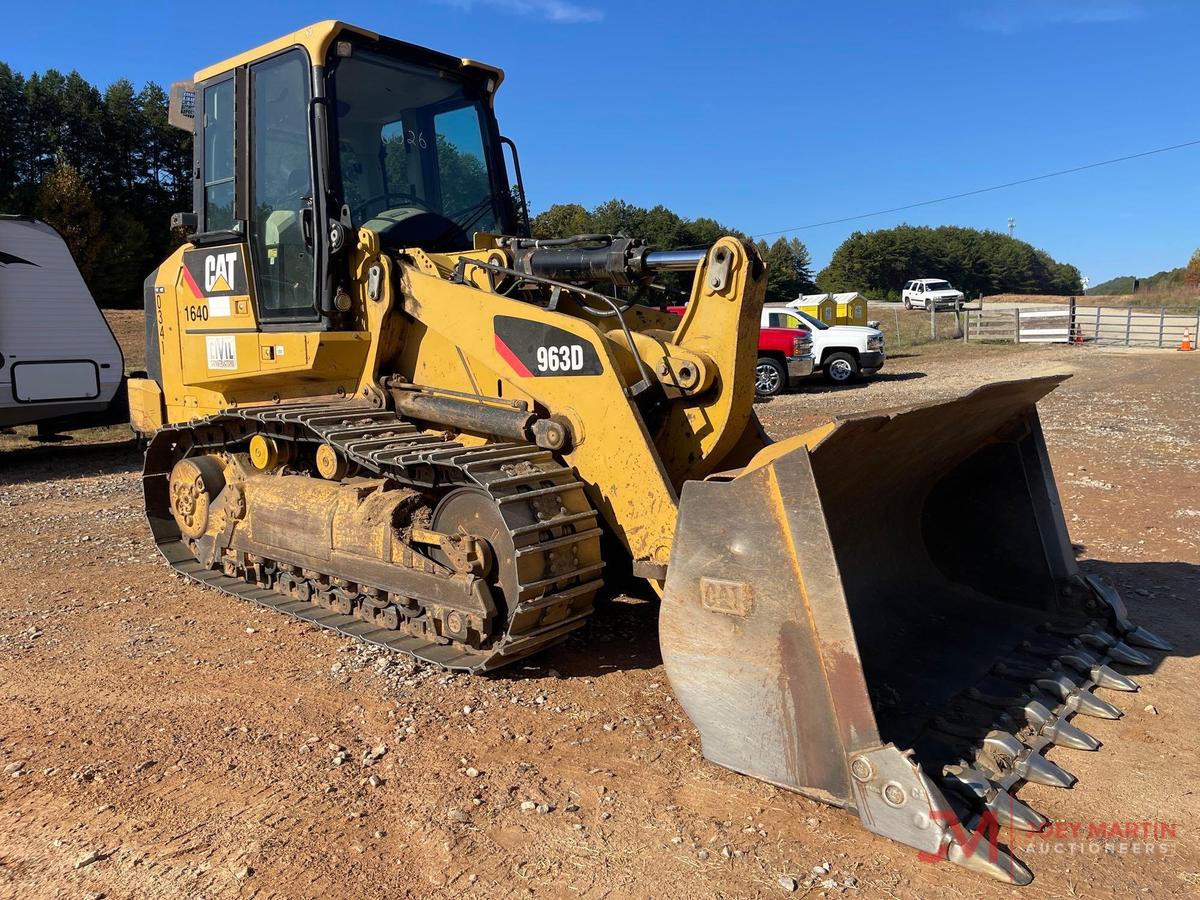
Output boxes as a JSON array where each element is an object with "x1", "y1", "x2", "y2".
[{"x1": 129, "y1": 21, "x2": 1171, "y2": 884}]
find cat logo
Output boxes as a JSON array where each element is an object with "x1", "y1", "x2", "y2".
[
  {"x1": 204, "y1": 251, "x2": 239, "y2": 294},
  {"x1": 182, "y1": 246, "x2": 245, "y2": 299}
]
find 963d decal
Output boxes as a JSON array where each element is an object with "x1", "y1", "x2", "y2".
[{"x1": 494, "y1": 315, "x2": 603, "y2": 377}]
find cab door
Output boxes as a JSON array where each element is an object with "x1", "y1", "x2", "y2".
[{"x1": 246, "y1": 49, "x2": 319, "y2": 326}]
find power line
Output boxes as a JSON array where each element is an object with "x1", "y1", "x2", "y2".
[{"x1": 752, "y1": 138, "x2": 1200, "y2": 239}]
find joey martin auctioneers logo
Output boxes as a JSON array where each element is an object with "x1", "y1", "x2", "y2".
[{"x1": 918, "y1": 805, "x2": 1179, "y2": 872}]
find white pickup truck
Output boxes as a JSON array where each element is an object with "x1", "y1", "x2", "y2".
[{"x1": 761, "y1": 306, "x2": 885, "y2": 384}]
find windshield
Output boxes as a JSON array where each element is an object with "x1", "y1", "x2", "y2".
[
  {"x1": 328, "y1": 48, "x2": 509, "y2": 248},
  {"x1": 925, "y1": 281, "x2": 953, "y2": 291},
  {"x1": 795, "y1": 309, "x2": 829, "y2": 330}
]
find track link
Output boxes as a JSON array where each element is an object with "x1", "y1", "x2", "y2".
[{"x1": 144, "y1": 399, "x2": 605, "y2": 672}]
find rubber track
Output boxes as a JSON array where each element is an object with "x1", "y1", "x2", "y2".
[{"x1": 144, "y1": 399, "x2": 605, "y2": 672}]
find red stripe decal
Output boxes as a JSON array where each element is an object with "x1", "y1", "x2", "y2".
[
  {"x1": 494, "y1": 334, "x2": 532, "y2": 377},
  {"x1": 181, "y1": 264, "x2": 204, "y2": 298}
]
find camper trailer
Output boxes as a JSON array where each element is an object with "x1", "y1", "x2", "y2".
[{"x1": 0, "y1": 216, "x2": 124, "y2": 435}]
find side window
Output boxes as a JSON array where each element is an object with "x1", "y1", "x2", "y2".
[
  {"x1": 768, "y1": 312, "x2": 785, "y2": 327},
  {"x1": 250, "y1": 50, "x2": 316, "y2": 320},
  {"x1": 783, "y1": 315, "x2": 801, "y2": 329},
  {"x1": 433, "y1": 105, "x2": 496, "y2": 233},
  {"x1": 203, "y1": 80, "x2": 235, "y2": 231}
]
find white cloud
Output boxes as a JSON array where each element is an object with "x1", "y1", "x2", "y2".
[
  {"x1": 434, "y1": 0, "x2": 604, "y2": 24},
  {"x1": 967, "y1": 0, "x2": 1144, "y2": 34}
]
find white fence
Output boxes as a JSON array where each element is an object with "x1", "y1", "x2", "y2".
[{"x1": 965, "y1": 302, "x2": 1200, "y2": 348}]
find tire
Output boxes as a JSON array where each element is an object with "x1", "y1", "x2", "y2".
[
  {"x1": 755, "y1": 357, "x2": 787, "y2": 397},
  {"x1": 823, "y1": 351, "x2": 860, "y2": 385},
  {"x1": 903, "y1": 297, "x2": 912, "y2": 310}
]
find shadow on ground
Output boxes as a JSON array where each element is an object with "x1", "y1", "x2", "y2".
[
  {"x1": 0, "y1": 439, "x2": 141, "y2": 486},
  {"x1": 799, "y1": 371, "x2": 928, "y2": 394},
  {"x1": 507, "y1": 559, "x2": 1198, "y2": 685}
]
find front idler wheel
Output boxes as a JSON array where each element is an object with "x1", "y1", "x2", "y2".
[{"x1": 168, "y1": 455, "x2": 227, "y2": 539}]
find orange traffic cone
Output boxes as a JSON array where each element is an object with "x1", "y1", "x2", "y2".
[{"x1": 1181, "y1": 329, "x2": 1194, "y2": 352}]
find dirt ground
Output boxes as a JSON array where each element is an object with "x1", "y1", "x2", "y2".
[{"x1": 2, "y1": 325, "x2": 1199, "y2": 899}]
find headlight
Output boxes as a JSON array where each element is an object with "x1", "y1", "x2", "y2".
[
  {"x1": 792, "y1": 336, "x2": 808, "y2": 356},
  {"x1": 868, "y1": 335, "x2": 884, "y2": 349}
]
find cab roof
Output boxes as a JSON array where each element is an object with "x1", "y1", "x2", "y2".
[{"x1": 194, "y1": 20, "x2": 504, "y2": 88}]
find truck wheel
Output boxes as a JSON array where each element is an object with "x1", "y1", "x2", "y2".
[
  {"x1": 755, "y1": 357, "x2": 787, "y2": 397},
  {"x1": 903, "y1": 297, "x2": 912, "y2": 310},
  {"x1": 824, "y1": 352, "x2": 860, "y2": 385}
]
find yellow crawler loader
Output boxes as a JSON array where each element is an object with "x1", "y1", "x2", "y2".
[{"x1": 130, "y1": 21, "x2": 1170, "y2": 884}]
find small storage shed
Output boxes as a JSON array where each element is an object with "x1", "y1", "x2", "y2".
[
  {"x1": 788, "y1": 293, "x2": 838, "y2": 326},
  {"x1": 790, "y1": 292, "x2": 869, "y2": 326}
]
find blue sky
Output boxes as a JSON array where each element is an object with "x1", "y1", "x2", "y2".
[{"x1": 4, "y1": 0, "x2": 1197, "y2": 282}]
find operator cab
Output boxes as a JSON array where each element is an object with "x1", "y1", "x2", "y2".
[{"x1": 171, "y1": 21, "x2": 519, "y2": 324}]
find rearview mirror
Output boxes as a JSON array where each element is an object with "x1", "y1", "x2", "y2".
[{"x1": 168, "y1": 80, "x2": 196, "y2": 132}]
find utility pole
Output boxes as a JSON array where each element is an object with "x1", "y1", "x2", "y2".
[{"x1": 1007, "y1": 217, "x2": 1015, "y2": 238}]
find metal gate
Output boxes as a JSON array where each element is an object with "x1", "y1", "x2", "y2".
[{"x1": 966, "y1": 302, "x2": 1200, "y2": 348}]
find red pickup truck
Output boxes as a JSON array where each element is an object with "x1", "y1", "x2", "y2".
[{"x1": 666, "y1": 306, "x2": 815, "y2": 396}]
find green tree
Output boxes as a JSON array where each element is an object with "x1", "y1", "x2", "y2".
[
  {"x1": 1185, "y1": 249, "x2": 1200, "y2": 288},
  {"x1": 0, "y1": 61, "x2": 192, "y2": 306},
  {"x1": 530, "y1": 202, "x2": 594, "y2": 239},
  {"x1": 37, "y1": 155, "x2": 104, "y2": 284},
  {"x1": 0, "y1": 64, "x2": 27, "y2": 209},
  {"x1": 818, "y1": 224, "x2": 1081, "y2": 300},
  {"x1": 758, "y1": 236, "x2": 816, "y2": 300}
]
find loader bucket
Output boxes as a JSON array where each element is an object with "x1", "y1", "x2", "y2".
[{"x1": 660, "y1": 376, "x2": 1171, "y2": 884}]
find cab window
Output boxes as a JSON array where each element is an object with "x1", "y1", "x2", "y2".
[
  {"x1": 249, "y1": 49, "x2": 316, "y2": 320},
  {"x1": 202, "y1": 79, "x2": 235, "y2": 231}
]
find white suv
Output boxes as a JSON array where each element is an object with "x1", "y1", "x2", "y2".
[{"x1": 902, "y1": 278, "x2": 964, "y2": 310}]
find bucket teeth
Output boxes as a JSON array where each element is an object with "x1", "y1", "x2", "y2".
[
  {"x1": 947, "y1": 833, "x2": 1034, "y2": 885},
  {"x1": 1019, "y1": 699, "x2": 1054, "y2": 729},
  {"x1": 1125, "y1": 625, "x2": 1173, "y2": 652},
  {"x1": 1016, "y1": 700, "x2": 1100, "y2": 750},
  {"x1": 1108, "y1": 641, "x2": 1153, "y2": 667},
  {"x1": 1058, "y1": 650, "x2": 1140, "y2": 691},
  {"x1": 982, "y1": 730, "x2": 1076, "y2": 788},
  {"x1": 1018, "y1": 750, "x2": 1075, "y2": 788},
  {"x1": 942, "y1": 766, "x2": 1048, "y2": 833},
  {"x1": 1077, "y1": 631, "x2": 1152, "y2": 666},
  {"x1": 1035, "y1": 673, "x2": 1123, "y2": 719},
  {"x1": 1092, "y1": 664, "x2": 1139, "y2": 692},
  {"x1": 1043, "y1": 716, "x2": 1102, "y2": 751},
  {"x1": 991, "y1": 791, "x2": 1049, "y2": 833}
]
